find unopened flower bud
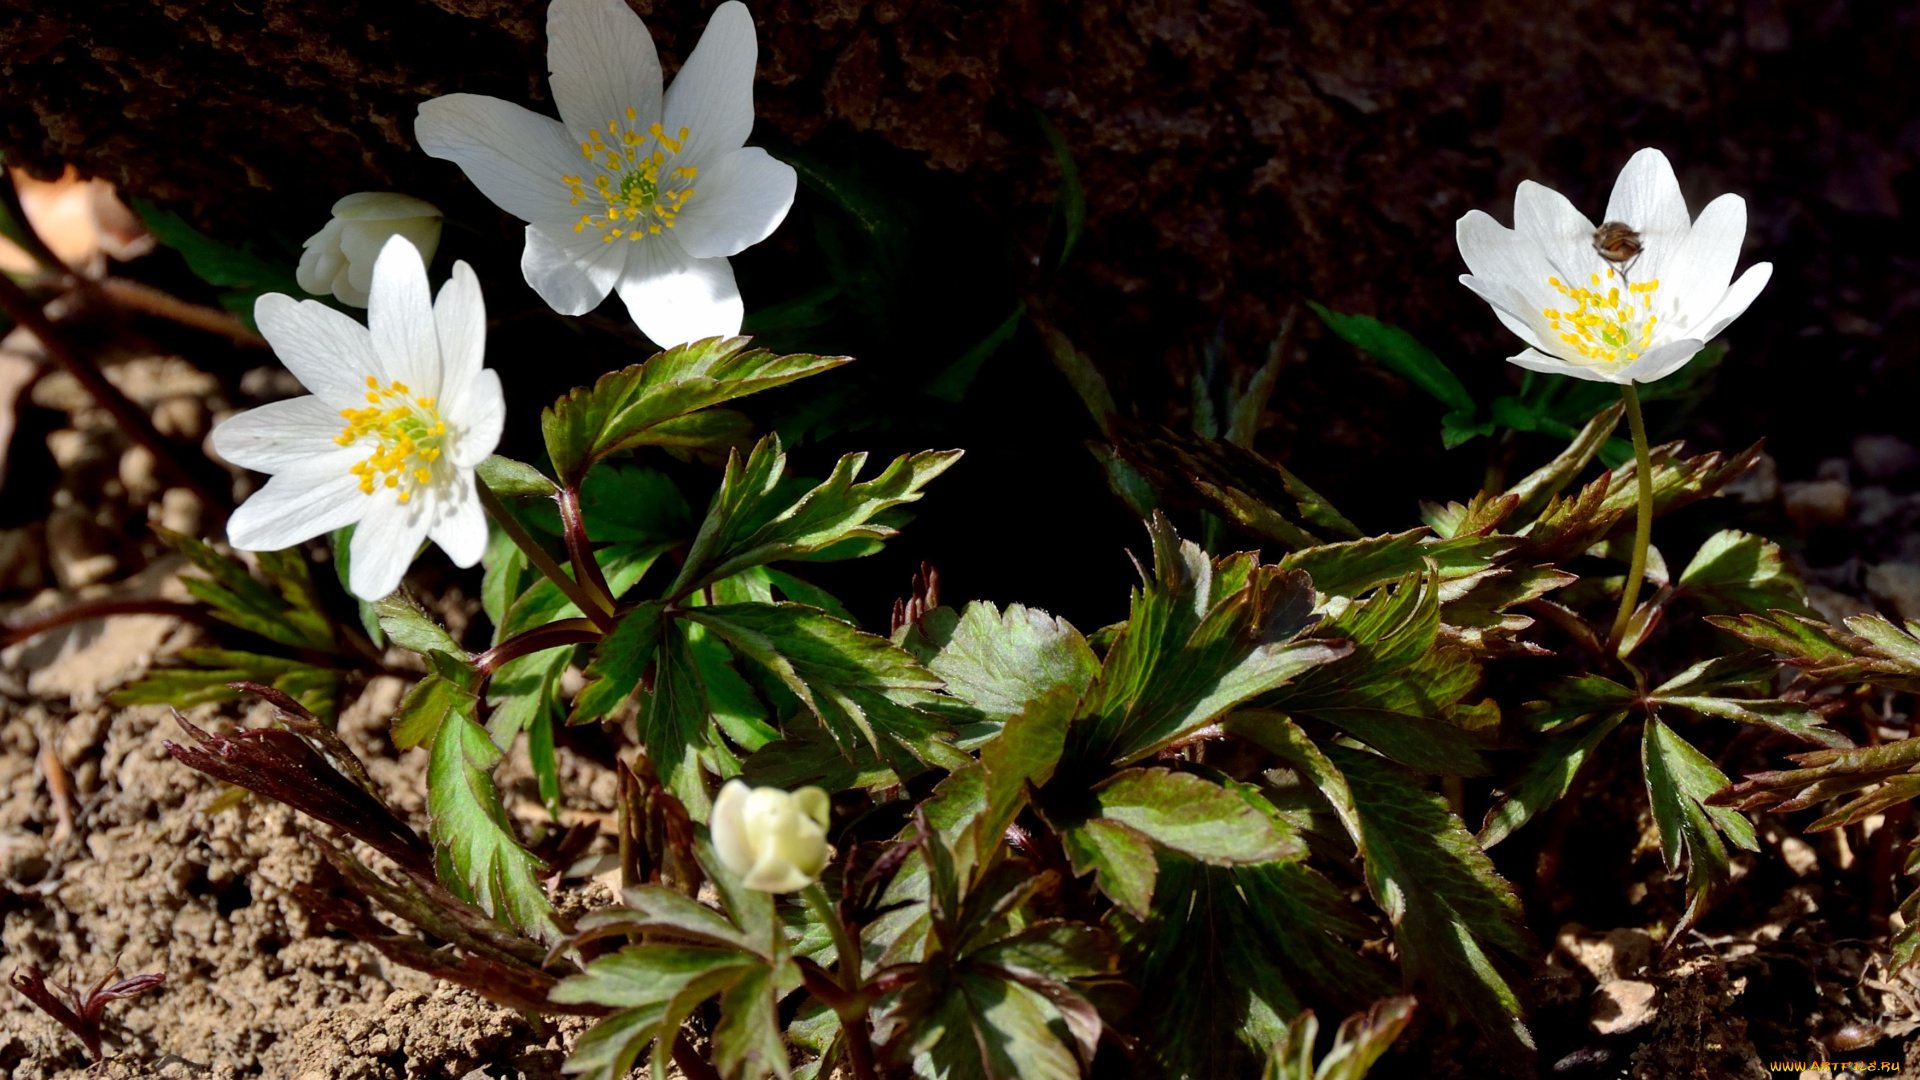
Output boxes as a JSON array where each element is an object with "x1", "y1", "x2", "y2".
[
  {"x1": 710, "y1": 780, "x2": 832, "y2": 893},
  {"x1": 296, "y1": 192, "x2": 443, "y2": 307}
]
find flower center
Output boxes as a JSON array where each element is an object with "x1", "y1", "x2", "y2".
[
  {"x1": 1542, "y1": 268, "x2": 1662, "y2": 367},
  {"x1": 335, "y1": 377, "x2": 448, "y2": 504},
  {"x1": 561, "y1": 108, "x2": 697, "y2": 244}
]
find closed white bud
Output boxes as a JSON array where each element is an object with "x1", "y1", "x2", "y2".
[
  {"x1": 296, "y1": 192, "x2": 444, "y2": 307},
  {"x1": 710, "y1": 780, "x2": 832, "y2": 894}
]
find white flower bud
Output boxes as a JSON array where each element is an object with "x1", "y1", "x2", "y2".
[
  {"x1": 710, "y1": 780, "x2": 832, "y2": 894},
  {"x1": 296, "y1": 192, "x2": 444, "y2": 307}
]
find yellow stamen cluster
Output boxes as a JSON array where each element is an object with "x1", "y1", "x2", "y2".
[
  {"x1": 1542, "y1": 268, "x2": 1661, "y2": 366},
  {"x1": 335, "y1": 376, "x2": 446, "y2": 504},
  {"x1": 561, "y1": 107, "x2": 698, "y2": 244}
]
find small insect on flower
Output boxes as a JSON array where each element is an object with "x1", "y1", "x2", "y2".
[
  {"x1": 415, "y1": 0, "x2": 797, "y2": 348},
  {"x1": 1455, "y1": 147, "x2": 1773, "y2": 385},
  {"x1": 1591, "y1": 221, "x2": 1644, "y2": 266},
  {"x1": 210, "y1": 235, "x2": 504, "y2": 601}
]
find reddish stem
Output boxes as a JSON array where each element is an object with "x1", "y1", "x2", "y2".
[
  {"x1": 556, "y1": 486, "x2": 616, "y2": 617},
  {"x1": 1, "y1": 598, "x2": 210, "y2": 648},
  {"x1": 470, "y1": 617, "x2": 603, "y2": 679}
]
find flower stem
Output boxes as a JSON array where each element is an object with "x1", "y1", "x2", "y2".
[
  {"x1": 469, "y1": 617, "x2": 603, "y2": 678},
  {"x1": 474, "y1": 478, "x2": 618, "y2": 632},
  {"x1": 801, "y1": 881, "x2": 879, "y2": 1080},
  {"x1": 1607, "y1": 384, "x2": 1655, "y2": 653}
]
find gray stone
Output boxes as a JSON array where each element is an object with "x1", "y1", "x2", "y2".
[
  {"x1": 1853, "y1": 433, "x2": 1919, "y2": 481},
  {"x1": 1866, "y1": 562, "x2": 1920, "y2": 622},
  {"x1": 1782, "y1": 479, "x2": 1850, "y2": 531},
  {"x1": 1589, "y1": 978, "x2": 1658, "y2": 1035}
]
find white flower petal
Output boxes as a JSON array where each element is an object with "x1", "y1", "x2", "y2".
[
  {"x1": 614, "y1": 235, "x2": 741, "y2": 347},
  {"x1": 211, "y1": 396, "x2": 353, "y2": 472},
  {"x1": 226, "y1": 457, "x2": 371, "y2": 552},
  {"x1": 1603, "y1": 148, "x2": 1690, "y2": 273},
  {"x1": 349, "y1": 490, "x2": 433, "y2": 601},
  {"x1": 428, "y1": 476, "x2": 488, "y2": 568},
  {"x1": 671, "y1": 146, "x2": 796, "y2": 260},
  {"x1": 296, "y1": 220, "x2": 346, "y2": 295},
  {"x1": 333, "y1": 192, "x2": 443, "y2": 221},
  {"x1": 1504, "y1": 347, "x2": 1623, "y2": 384},
  {"x1": 1695, "y1": 262, "x2": 1772, "y2": 342},
  {"x1": 331, "y1": 267, "x2": 371, "y2": 308},
  {"x1": 547, "y1": 0, "x2": 664, "y2": 142},
  {"x1": 521, "y1": 220, "x2": 627, "y2": 315},
  {"x1": 1620, "y1": 338, "x2": 1707, "y2": 384},
  {"x1": 711, "y1": 781, "x2": 755, "y2": 878},
  {"x1": 368, "y1": 236, "x2": 443, "y2": 398},
  {"x1": 1513, "y1": 180, "x2": 1603, "y2": 288},
  {"x1": 434, "y1": 261, "x2": 487, "y2": 407},
  {"x1": 254, "y1": 293, "x2": 386, "y2": 407},
  {"x1": 417, "y1": 94, "x2": 579, "y2": 223},
  {"x1": 662, "y1": 1, "x2": 758, "y2": 166},
  {"x1": 1458, "y1": 274, "x2": 1556, "y2": 356},
  {"x1": 340, "y1": 216, "x2": 443, "y2": 300},
  {"x1": 1654, "y1": 192, "x2": 1745, "y2": 331},
  {"x1": 452, "y1": 369, "x2": 506, "y2": 469}
]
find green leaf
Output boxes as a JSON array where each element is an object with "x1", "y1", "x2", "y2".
[
  {"x1": 1677, "y1": 529, "x2": 1814, "y2": 616},
  {"x1": 1506, "y1": 402, "x2": 1624, "y2": 525},
  {"x1": 927, "y1": 601, "x2": 1099, "y2": 722},
  {"x1": 541, "y1": 336, "x2": 849, "y2": 486},
  {"x1": 480, "y1": 521, "x2": 528, "y2": 642},
  {"x1": 1710, "y1": 737, "x2": 1920, "y2": 825},
  {"x1": 1036, "y1": 111, "x2": 1085, "y2": 273},
  {"x1": 1264, "y1": 996, "x2": 1417, "y2": 1080},
  {"x1": 1261, "y1": 573, "x2": 1495, "y2": 775},
  {"x1": 1477, "y1": 711, "x2": 1628, "y2": 848},
  {"x1": 1125, "y1": 855, "x2": 1393, "y2": 1079},
  {"x1": 925, "y1": 302, "x2": 1026, "y2": 402},
  {"x1": 1094, "y1": 768, "x2": 1300, "y2": 865},
  {"x1": 476, "y1": 454, "x2": 558, "y2": 497},
  {"x1": 685, "y1": 603, "x2": 966, "y2": 778},
  {"x1": 643, "y1": 620, "x2": 717, "y2": 817},
  {"x1": 571, "y1": 600, "x2": 668, "y2": 724},
  {"x1": 1440, "y1": 409, "x2": 1496, "y2": 449},
  {"x1": 1078, "y1": 516, "x2": 1346, "y2": 766},
  {"x1": 975, "y1": 686, "x2": 1077, "y2": 860},
  {"x1": 392, "y1": 672, "x2": 468, "y2": 750},
  {"x1": 158, "y1": 529, "x2": 337, "y2": 651},
  {"x1": 1114, "y1": 434, "x2": 1362, "y2": 552},
  {"x1": 1307, "y1": 303, "x2": 1474, "y2": 415},
  {"x1": 1057, "y1": 816, "x2": 1159, "y2": 919},
  {"x1": 671, "y1": 434, "x2": 960, "y2": 598},
  {"x1": 374, "y1": 592, "x2": 469, "y2": 662},
  {"x1": 112, "y1": 648, "x2": 341, "y2": 722},
  {"x1": 1642, "y1": 715, "x2": 1759, "y2": 936},
  {"x1": 1332, "y1": 747, "x2": 1534, "y2": 1060},
  {"x1": 1279, "y1": 529, "x2": 1511, "y2": 600},
  {"x1": 712, "y1": 964, "x2": 793, "y2": 1080},
  {"x1": 427, "y1": 698, "x2": 562, "y2": 943},
  {"x1": 132, "y1": 198, "x2": 303, "y2": 322}
]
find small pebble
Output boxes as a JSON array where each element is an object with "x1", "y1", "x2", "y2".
[
  {"x1": 1866, "y1": 562, "x2": 1920, "y2": 622},
  {"x1": 1782, "y1": 479, "x2": 1850, "y2": 531},
  {"x1": 1852, "y1": 433, "x2": 1918, "y2": 481},
  {"x1": 158, "y1": 487, "x2": 203, "y2": 536},
  {"x1": 1589, "y1": 979, "x2": 1658, "y2": 1035}
]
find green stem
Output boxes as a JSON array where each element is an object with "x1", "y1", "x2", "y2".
[
  {"x1": 1607, "y1": 384, "x2": 1654, "y2": 652},
  {"x1": 802, "y1": 881, "x2": 879, "y2": 1080},
  {"x1": 475, "y1": 478, "x2": 618, "y2": 632}
]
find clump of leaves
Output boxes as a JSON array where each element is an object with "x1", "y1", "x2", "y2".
[{"x1": 7, "y1": 964, "x2": 165, "y2": 1062}]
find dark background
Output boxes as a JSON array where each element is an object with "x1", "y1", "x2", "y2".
[{"x1": 2, "y1": 0, "x2": 1916, "y2": 631}]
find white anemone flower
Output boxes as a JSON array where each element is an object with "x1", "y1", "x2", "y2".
[
  {"x1": 1456, "y1": 148, "x2": 1773, "y2": 385},
  {"x1": 710, "y1": 780, "x2": 832, "y2": 894},
  {"x1": 212, "y1": 236, "x2": 505, "y2": 601},
  {"x1": 414, "y1": 0, "x2": 797, "y2": 348},
  {"x1": 296, "y1": 192, "x2": 445, "y2": 307}
]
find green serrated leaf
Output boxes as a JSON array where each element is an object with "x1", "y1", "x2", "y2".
[
  {"x1": 1333, "y1": 747, "x2": 1534, "y2": 1059},
  {"x1": 476, "y1": 454, "x2": 559, "y2": 497},
  {"x1": 672, "y1": 434, "x2": 960, "y2": 598},
  {"x1": 541, "y1": 337, "x2": 849, "y2": 486},
  {"x1": 1094, "y1": 768, "x2": 1299, "y2": 865},
  {"x1": 571, "y1": 600, "x2": 668, "y2": 724},
  {"x1": 1478, "y1": 711, "x2": 1628, "y2": 848},
  {"x1": 929, "y1": 601, "x2": 1098, "y2": 722},
  {"x1": 427, "y1": 699, "x2": 562, "y2": 943},
  {"x1": 374, "y1": 592, "x2": 470, "y2": 661},
  {"x1": 1642, "y1": 715, "x2": 1758, "y2": 936},
  {"x1": 1678, "y1": 529, "x2": 1814, "y2": 617}
]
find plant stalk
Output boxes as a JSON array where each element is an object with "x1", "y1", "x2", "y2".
[
  {"x1": 556, "y1": 485, "x2": 617, "y2": 616},
  {"x1": 474, "y1": 479, "x2": 618, "y2": 632},
  {"x1": 1607, "y1": 384, "x2": 1655, "y2": 653},
  {"x1": 469, "y1": 617, "x2": 603, "y2": 678},
  {"x1": 802, "y1": 881, "x2": 879, "y2": 1080}
]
